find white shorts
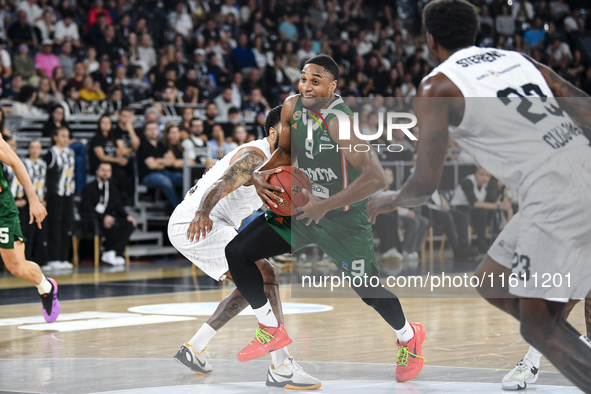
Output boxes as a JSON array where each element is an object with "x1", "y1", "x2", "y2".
[
  {"x1": 168, "y1": 202, "x2": 236, "y2": 281},
  {"x1": 488, "y1": 146, "x2": 591, "y2": 300}
]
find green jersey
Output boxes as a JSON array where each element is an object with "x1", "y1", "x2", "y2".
[
  {"x1": 0, "y1": 163, "x2": 25, "y2": 249},
  {"x1": 291, "y1": 95, "x2": 366, "y2": 214}
]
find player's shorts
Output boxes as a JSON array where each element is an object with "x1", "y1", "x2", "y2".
[
  {"x1": 488, "y1": 145, "x2": 591, "y2": 300},
  {"x1": 266, "y1": 208, "x2": 378, "y2": 277},
  {"x1": 0, "y1": 211, "x2": 25, "y2": 250},
  {"x1": 168, "y1": 201, "x2": 237, "y2": 281}
]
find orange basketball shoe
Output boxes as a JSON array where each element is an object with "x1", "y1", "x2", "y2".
[
  {"x1": 237, "y1": 323, "x2": 292, "y2": 362},
  {"x1": 395, "y1": 322, "x2": 426, "y2": 382}
]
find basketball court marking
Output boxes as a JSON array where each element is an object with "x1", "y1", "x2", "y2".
[{"x1": 127, "y1": 302, "x2": 334, "y2": 316}]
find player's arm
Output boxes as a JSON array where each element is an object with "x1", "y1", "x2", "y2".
[
  {"x1": 294, "y1": 114, "x2": 387, "y2": 225},
  {"x1": 187, "y1": 147, "x2": 267, "y2": 242},
  {"x1": 252, "y1": 96, "x2": 294, "y2": 209},
  {"x1": 523, "y1": 54, "x2": 591, "y2": 128},
  {"x1": 0, "y1": 136, "x2": 46, "y2": 228},
  {"x1": 368, "y1": 73, "x2": 455, "y2": 223}
]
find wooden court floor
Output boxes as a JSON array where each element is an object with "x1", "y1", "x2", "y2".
[{"x1": 0, "y1": 265, "x2": 585, "y2": 393}]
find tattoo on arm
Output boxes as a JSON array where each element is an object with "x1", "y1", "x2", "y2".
[{"x1": 199, "y1": 150, "x2": 266, "y2": 214}]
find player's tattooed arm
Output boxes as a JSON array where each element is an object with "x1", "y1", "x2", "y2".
[{"x1": 198, "y1": 149, "x2": 266, "y2": 215}]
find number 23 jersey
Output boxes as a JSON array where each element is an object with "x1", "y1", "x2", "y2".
[{"x1": 427, "y1": 46, "x2": 589, "y2": 190}]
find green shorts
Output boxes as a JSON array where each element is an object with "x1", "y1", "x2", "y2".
[
  {"x1": 0, "y1": 212, "x2": 25, "y2": 249},
  {"x1": 266, "y1": 208, "x2": 378, "y2": 277}
]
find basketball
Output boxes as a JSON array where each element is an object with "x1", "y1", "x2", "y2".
[{"x1": 267, "y1": 166, "x2": 312, "y2": 216}]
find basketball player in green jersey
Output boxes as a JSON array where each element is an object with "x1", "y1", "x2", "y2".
[
  {"x1": 225, "y1": 54, "x2": 425, "y2": 383},
  {"x1": 0, "y1": 134, "x2": 60, "y2": 323}
]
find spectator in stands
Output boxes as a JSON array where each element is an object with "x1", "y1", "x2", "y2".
[
  {"x1": 278, "y1": 14, "x2": 298, "y2": 42},
  {"x1": 264, "y1": 55, "x2": 290, "y2": 97},
  {"x1": 138, "y1": 34, "x2": 157, "y2": 71},
  {"x1": 450, "y1": 167, "x2": 508, "y2": 255},
  {"x1": 34, "y1": 39, "x2": 60, "y2": 79},
  {"x1": 241, "y1": 88, "x2": 270, "y2": 115},
  {"x1": 181, "y1": 118, "x2": 208, "y2": 164},
  {"x1": 68, "y1": 62, "x2": 86, "y2": 89},
  {"x1": 54, "y1": 12, "x2": 81, "y2": 47},
  {"x1": 13, "y1": 45, "x2": 36, "y2": 84},
  {"x1": 168, "y1": 2, "x2": 193, "y2": 40},
  {"x1": 16, "y1": 0, "x2": 42, "y2": 26},
  {"x1": 178, "y1": 107, "x2": 194, "y2": 134},
  {"x1": 86, "y1": 0, "x2": 112, "y2": 30},
  {"x1": 137, "y1": 121, "x2": 182, "y2": 207},
  {"x1": 8, "y1": 10, "x2": 37, "y2": 50},
  {"x1": 35, "y1": 77, "x2": 56, "y2": 112},
  {"x1": 202, "y1": 101, "x2": 218, "y2": 139},
  {"x1": 547, "y1": 37, "x2": 572, "y2": 71},
  {"x1": 101, "y1": 85, "x2": 128, "y2": 115},
  {"x1": 2, "y1": 73, "x2": 21, "y2": 100},
  {"x1": 513, "y1": 0, "x2": 534, "y2": 24},
  {"x1": 88, "y1": 114, "x2": 132, "y2": 201},
  {"x1": 58, "y1": 42, "x2": 75, "y2": 79},
  {"x1": 42, "y1": 104, "x2": 67, "y2": 137},
  {"x1": 97, "y1": 24, "x2": 121, "y2": 62},
  {"x1": 85, "y1": 47, "x2": 99, "y2": 75},
  {"x1": 163, "y1": 124, "x2": 184, "y2": 172},
  {"x1": 208, "y1": 124, "x2": 233, "y2": 159},
  {"x1": 214, "y1": 86, "x2": 237, "y2": 122},
  {"x1": 80, "y1": 75, "x2": 106, "y2": 104},
  {"x1": 231, "y1": 33, "x2": 256, "y2": 71},
  {"x1": 35, "y1": 9, "x2": 55, "y2": 43},
  {"x1": 44, "y1": 127, "x2": 75, "y2": 270},
  {"x1": 12, "y1": 85, "x2": 44, "y2": 116},
  {"x1": 523, "y1": 17, "x2": 546, "y2": 48},
  {"x1": 81, "y1": 162, "x2": 136, "y2": 266},
  {"x1": 250, "y1": 111, "x2": 266, "y2": 140},
  {"x1": 62, "y1": 83, "x2": 87, "y2": 117},
  {"x1": 19, "y1": 139, "x2": 49, "y2": 271},
  {"x1": 229, "y1": 124, "x2": 249, "y2": 149},
  {"x1": 91, "y1": 56, "x2": 114, "y2": 93}
]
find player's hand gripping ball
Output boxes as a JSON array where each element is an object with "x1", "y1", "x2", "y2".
[{"x1": 267, "y1": 166, "x2": 312, "y2": 216}]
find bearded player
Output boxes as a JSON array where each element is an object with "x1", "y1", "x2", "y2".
[
  {"x1": 225, "y1": 54, "x2": 425, "y2": 383},
  {"x1": 167, "y1": 105, "x2": 320, "y2": 389},
  {"x1": 367, "y1": 0, "x2": 591, "y2": 391}
]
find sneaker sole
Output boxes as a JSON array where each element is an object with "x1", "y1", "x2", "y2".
[
  {"x1": 42, "y1": 278, "x2": 61, "y2": 323},
  {"x1": 266, "y1": 380, "x2": 322, "y2": 390},
  {"x1": 173, "y1": 357, "x2": 212, "y2": 375}
]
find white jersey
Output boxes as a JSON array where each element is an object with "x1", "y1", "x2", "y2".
[
  {"x1": 182, "y1": 138, "x2": 272, "y2": 229},
  {"x1": 428, "y1": 46, "x2": 589, "y2": 190}
]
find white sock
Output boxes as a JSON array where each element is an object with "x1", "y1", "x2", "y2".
[
  {"x1": 253, "y1": 300, "x2": 278, "y2": 327},
  {"x1": 394, "y1": 319, "x2": 414, "y2": 344},
  {"x1": 188, "y1": 323, "x2": 217, "y2": 353},
  {"x1": 524, "y1": 346, "x2": 542, "y2": 368},
  {"x1": 36, "y1": 275, "x2": 52, "y2": 295},
  {"x1": 271, "y1": 346, "x2": 289, "y2": 367}
]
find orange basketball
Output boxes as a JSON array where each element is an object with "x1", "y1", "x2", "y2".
[{"x1": 268, "y1": 166, "x2": 312, "y2": 216}]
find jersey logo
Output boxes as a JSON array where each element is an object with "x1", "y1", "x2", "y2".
[
  {"x1": 293, "y1": 111, "x2": 301, "y2": 121},
  {"x1": 275, "y1": 217, "x2": 284, "y2": 224}
]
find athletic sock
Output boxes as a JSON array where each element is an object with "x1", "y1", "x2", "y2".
[
  {"x1": 188, "y1": 323, "x2": 217, "y2": 353},
  {"x1": 271, "y1": 346, "x2": 289, "y2": 367},
  {"x1": 36, "y1": 275, "x2": 52, "y2": 295},
  {"x1": 394, "y1": 318, "x2": 414, "y2": 344},
  {"x1": 253, "y1": 300, "x2": 278, "y2": 327},
  {"x1": 524, "y1": 346, "x2": 542, "y2": 368}
]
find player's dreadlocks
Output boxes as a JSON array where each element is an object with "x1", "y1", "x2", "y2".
[
  {"x1": 423, "y1": 0, "x2": 478, "y2": 51},
  {"x1": 305, "y1": 54, "x2": 339, "y2": 81}
]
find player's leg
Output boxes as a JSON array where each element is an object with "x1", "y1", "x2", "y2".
[
  {"x1": 226, "y1": 213, "x2": 293, "y2": 359},
  {"x1": 519, "y1": 298, "x2": 591, "y2": 393},
  {"x1": 501, "y1": 299, "x2": 579, "y2": 390},
  {"x1": 0, "y1": 240, "x2": 60, "y2": 322}
]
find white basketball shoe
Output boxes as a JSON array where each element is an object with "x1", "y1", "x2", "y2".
[
  {"x1": 266, "y1": 356, "x2": 321, "y2": 390},
  {"x1": 502, "y1": 359, "x2": 539, "y2": 390}
]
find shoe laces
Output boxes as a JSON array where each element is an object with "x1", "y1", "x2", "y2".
[
  {"x1": 285, "y1": 357, "x2": 313, "y2": 378},
  {"x1": 250, "y1": 327, "x2": 277, "y2": 345},
  {"x1": 512, "y1": 360, "x2": 533, "y2": 377},
  {"x1": 395, "y1": 343, "x2": 424, "y2": 367}
]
